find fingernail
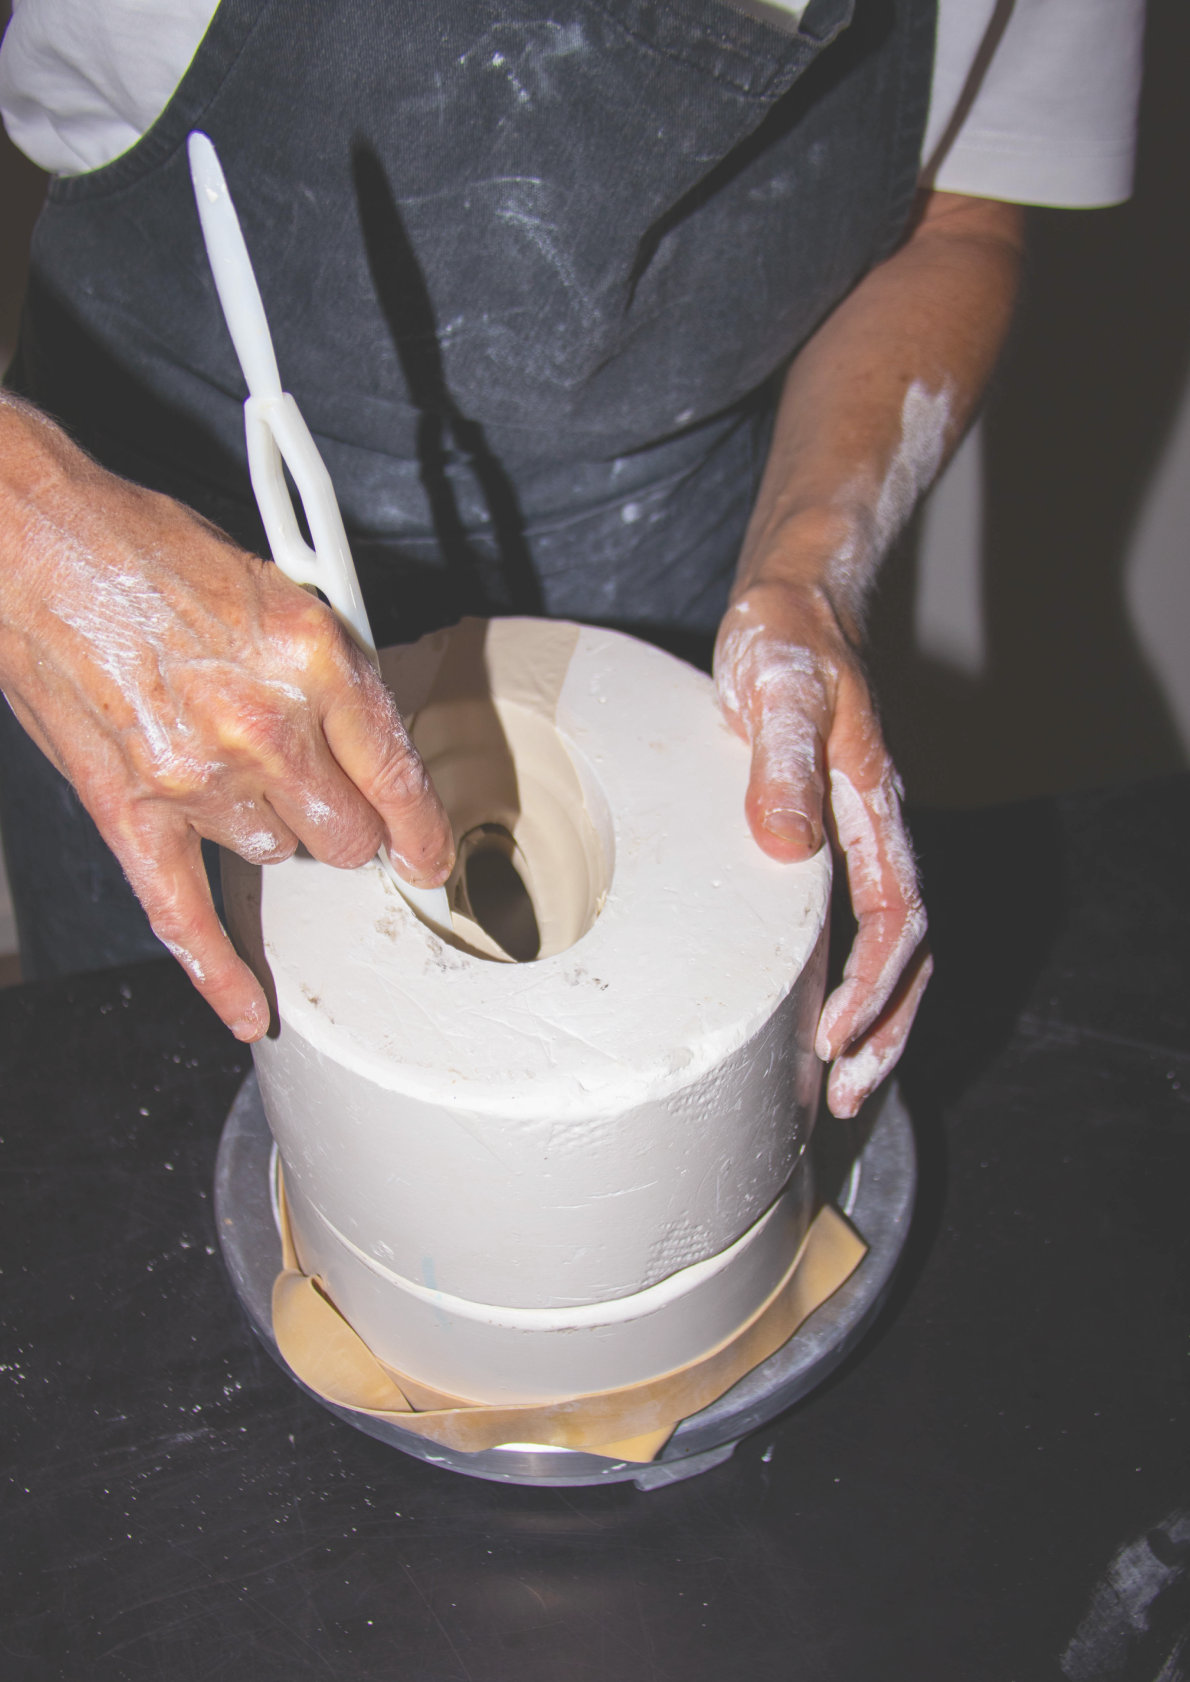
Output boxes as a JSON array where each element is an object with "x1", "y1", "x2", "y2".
[
  {"x1": 819, "y1": 1031, "x2": 857, "y2": 1064},
  {"x1": 411, "y1": 856, "x2": 454, "y2": 889},
  {"x1": 762, "y1": 808, "x2": 820, "y2": 851},
  {"x1": 387, "y1": 846, "x2": 455, "y2": 889},
  {"x1": 231, "y1": 1006, "x2": 268, "y2": 1042}
]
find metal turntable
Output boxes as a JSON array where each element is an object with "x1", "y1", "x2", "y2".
[{"x1": 215, "y1": 1073, "x2": 915, "y2": 1491}]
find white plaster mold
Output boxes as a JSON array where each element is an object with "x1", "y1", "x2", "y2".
[{"x1": 224, "y1": 619, "x2": 831, "y2": 1404}]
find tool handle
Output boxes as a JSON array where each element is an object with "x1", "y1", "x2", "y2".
[
  {"x1": 245, "y1": 394, "x2": 378, "y2": 663},
  {"x1": 189, "y1": 131, "x2": 378, "y2": 659},
  {"x1": 187, "y1": 132, "x2": 453, "y2": 936},
  {"x1": 187, "y1": 132, "x2": 283, "y2": 402},
  {"x1": 247, "y1": 404, "x2": 453, "y2": 934}
]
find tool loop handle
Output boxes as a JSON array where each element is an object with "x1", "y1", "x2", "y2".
[{"x1": 245, "y1": 393, "x2": 379, "y2": 667}]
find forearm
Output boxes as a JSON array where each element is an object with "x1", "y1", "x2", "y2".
[
  {"x1": 716, "y1": 191, "x2": 1024, "y2": 1117},
  {"x1": 733, "y1": 190, "x2": 1025, "y2": 635}
]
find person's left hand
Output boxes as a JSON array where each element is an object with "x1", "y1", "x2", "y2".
[{"x1": 715, "y1": 580, "x2": 933, "y2": 1119}]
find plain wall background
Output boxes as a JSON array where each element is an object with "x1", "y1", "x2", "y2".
[
  {"x1": 869, "y1": 0, "x2": 1190, "y2": 807},
  {"x1": 0, "y1": 0, "x2": 1186, "y2": 968}
]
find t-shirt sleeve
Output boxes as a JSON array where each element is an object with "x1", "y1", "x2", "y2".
[
  {"x1": 0, "y1": 0, "x2": 217, "y2": 176},
  {"x1": 923, "y1": 0, "x2": 1146, "y2": 209}
]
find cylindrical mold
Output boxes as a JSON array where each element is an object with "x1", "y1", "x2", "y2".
[{"x1": 224, "y1": 619, "x2": 831, "y2": 1403}]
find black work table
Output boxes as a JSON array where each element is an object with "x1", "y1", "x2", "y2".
[{"x1": 1, "y1": 775, "x2": 1187, "y2": 1682}]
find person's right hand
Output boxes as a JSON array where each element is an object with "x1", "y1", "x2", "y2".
[{"x1": 0, "y1": 394, "x2": 455, "y2": 1040}]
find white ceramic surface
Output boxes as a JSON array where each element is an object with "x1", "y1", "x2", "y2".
[{"x1": 225, "y1": 619, "x2": 831, "y2": 1403}]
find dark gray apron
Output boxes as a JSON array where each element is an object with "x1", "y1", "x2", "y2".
[{"x1": 2, "y1": 0, "x2": 935, "y2": 978}]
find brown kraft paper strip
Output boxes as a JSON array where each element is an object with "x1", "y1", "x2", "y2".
[{"x1": 271, "y1": 1172, "x2": 867, "y2": 1463}]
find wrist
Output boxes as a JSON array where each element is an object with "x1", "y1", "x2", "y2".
[
  {"x1": 0, "y1": 393, "x2": 83, "y2": 539},
  {"x1": 721, "y1": 575, "x2": 856, "y2": 669},
  {"x1": 733, "y1": 503, "x2": 876, "y2": 643},
  {"x1": 0, "y1": 388, "x2": 64, "y2": 466},
  {"x1": 0, "y1": 397, "x2": 69, "y2": 637}
]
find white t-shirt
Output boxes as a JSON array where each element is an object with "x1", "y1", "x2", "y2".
[{"x1": 0, "y1": 0, "x2": 1145, "y2": 208}]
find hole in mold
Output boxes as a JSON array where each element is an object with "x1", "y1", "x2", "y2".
[
  {"x1": 454, "y1": 824, "x2": 541, "y2": 963},
  {"x1": 387, "y1": 620, "x2": 615, "y2": 964}
]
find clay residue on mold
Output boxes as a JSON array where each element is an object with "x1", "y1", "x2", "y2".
[{"x1": 381, "y1": 618, "x2": 608, "y2": 962}]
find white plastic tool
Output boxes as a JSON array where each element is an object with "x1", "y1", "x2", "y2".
[{"x1": 187, "y1": 131, "x2": 452, "y2": 939}]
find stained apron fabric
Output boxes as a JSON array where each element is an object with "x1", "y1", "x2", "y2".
[{"x1": 1, "y1": 0, "x2": 935, "y2": 978}]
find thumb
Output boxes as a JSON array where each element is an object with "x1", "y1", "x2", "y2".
[
  {"x1": 716, "y1": 628, "x2": 832, "y2": 863},
  {"x1": 743, "y1": 678, "x2": 829, "y2": 861}
]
